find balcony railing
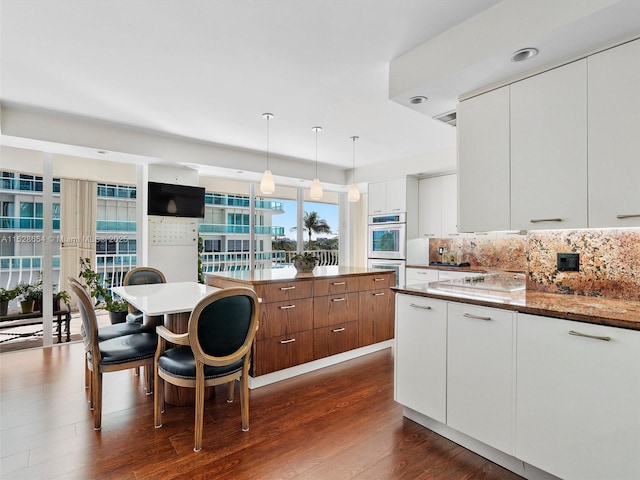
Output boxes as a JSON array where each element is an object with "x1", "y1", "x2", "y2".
[
  {"x1": 0, "y1": 176, "x2": 61, "y2": 193},
  {"x1": 96, "y1": 220, "x2": 138, "y2": 232},
  {"x1": 0, "y1": 217, "x2": 60, "y2": 230},
  {"x1": 205, "y1": 193, "x2": 284, "y2": 211},
  {"x1": 1, "y1": 250, "x2": 338, "y2": 295},
  {"x1": 198, "y1": 224, "x2": 285, "y2": 236},
  {"x1": 201, "y1": 250, "x2": 338, "y2": 273}
]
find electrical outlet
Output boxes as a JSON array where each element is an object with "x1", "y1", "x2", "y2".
[
  {"x1": 557, "y1": 253, "x2": 579, "y2": 271},
  {"x1": 438, "y1": 247, "x2": 445, "y2": 255}
]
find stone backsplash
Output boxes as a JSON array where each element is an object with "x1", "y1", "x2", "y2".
[{"x1": 429, "y1": 228, "x2": 640, "y2": 301}]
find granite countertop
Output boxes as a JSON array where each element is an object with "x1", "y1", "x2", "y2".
[
  {"x1": 393, "y1": 280, "x2": 640, "y2": 331},
  {"x1": 207, "y1": 266, "x2": 393, "y2": 284}
]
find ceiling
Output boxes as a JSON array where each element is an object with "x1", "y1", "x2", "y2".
[{"x1": 1, "y1": 0, "x2": 639, "y2": 184}]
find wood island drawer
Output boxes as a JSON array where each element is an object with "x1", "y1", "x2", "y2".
[
  {"x1": 252, "y1": 330, "x2": 314, "y2": 376},
  {"x1": 313, "y1": 277, "x2": 359, "y2": 296},
  {"x1": 358, "y1": 273, "x2": 394, "y2": 291},
  {"x1": 257, "y1": 297, "x2": 313, "y2": 340},
  {"x1": 255, "y1": 280, "x2": 313, "y2": 303},
  {"x1": 313, "y1": 292, "x2": 358, "y2": 328},
  {"x1": 313, "y1": 321, "x2": 359, "y2": 360}
]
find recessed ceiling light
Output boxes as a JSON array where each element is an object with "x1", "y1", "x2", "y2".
[
  {"x1": 511, "y1": 48, "x2": 538, "y2": 62},
  {"x1": 409, "y1": 95, "x2": 428, "y2": 105}
]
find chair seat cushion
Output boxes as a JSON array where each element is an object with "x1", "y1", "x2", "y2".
[
  {"x1": 158, "y1": 346, "x2": 244, "y2": 380},
  {"x1": 93, "y1": 333, "x2": 158, "y2": 366},
  {"x1": 98, "y1": 322, "x2": 154, "y2": 342}
]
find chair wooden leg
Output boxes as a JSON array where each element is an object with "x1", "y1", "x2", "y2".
[
  {"x1": 227, "y1": 380, "x2": 235, "y2": 403},
  {"x1": 154, "y1": 365, "x2": 163, "y2": 428},
  {"x1": 93, "y1": 370, "x2": 103, "y2": 431},
  {"x1": 84, "y1": 358, "x2": 90, "y2": 389},
  {"x1": 239, "y1": 375, "x2": 249, "y2": 432},
  {"x1": 144, "y1": 365, "x2": 153, "y2": 395},
  {"x1": 194, "y1": 367, "x2": 205, "y2": 452}
]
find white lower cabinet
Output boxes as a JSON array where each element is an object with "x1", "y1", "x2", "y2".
[
  {"x1": 516, "y1": 313, "x2": 640, "y2": 480},
  {"x1": 447, "y1": 303, "x2": 515, "y2": 454},
  {"x1": 404, "y1": 267, "x2": 438, "y2": 286},
  {"x1": 395, "y1": 294, "x2": 447, "y2": 423}
]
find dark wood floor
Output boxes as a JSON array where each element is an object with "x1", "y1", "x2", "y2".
[{"x1": 0, "y1": 343, "x2": 523, "y2": 479}]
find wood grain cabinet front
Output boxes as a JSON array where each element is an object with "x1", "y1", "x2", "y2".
[
  {"x1": 359, "y1": 286, "x2": 394, "y2": 347},
  {"x1": 257, "y1": 297, "x2": 313, "y2": 340},
  {"x1": 253, "y1": 330, "x2": 314, "y2": 376},
  {"x1": 313, "y1": 292, "x2": 358, "y2": 328},
  {"x1": 314, "y1": 321, "x2": 359, "y2": 359},
  {"x1": 254, "y1": 280, "x2": 314, "y2": 303}
]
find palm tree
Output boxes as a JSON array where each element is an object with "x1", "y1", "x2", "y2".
[{"x1": 290, "y1": 211, "x2": 332, "y2": 249}]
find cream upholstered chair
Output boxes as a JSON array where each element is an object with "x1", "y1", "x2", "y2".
[
  {"x1": 154, "y1": 287, "x2": 259, "y2": 451},
  {"x1": 123, "y1": 266, "x2": 166, "y2": 326},
  {"x1": 69, "y1": 278, "x2": 157, "y2": 430}
]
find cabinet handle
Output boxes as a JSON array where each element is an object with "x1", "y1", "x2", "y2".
[
  {"x1": 616, "y1": 214, "x2": 640, "y2": 219},
  {"x1": 423, "y1": 233, "x2": 435, "y2": 237},
  {"x1": 409, "y1": 303, "x2": 431, "y2": 310},
  {"x1": 392, "y1": 208, "x2": 401, "y2": 211},
  {"x1": 332, "y1": 297, "x2": 346, "y2": 302},
  {"x1": 332, "y1": 327, "x2": 346, "y2": 333},
  {"x1": 475, "y1": 232, "x2": 489, "y2": 236},
  {"x1": 373, "y1": 292, "x2": 385, "y2": 296},
  {"x1": 279, "y1": 338, "x2": 296, "y2": 344},
  {"x1": 463, "y1": 313, "x2": 492, "y2": 321},
  {"x1": 280, "y1": 286, "x2": 296, "y2": 291},
  {"x1": 569, "y1": 330, "x2": 611, "y2": 342},
  {"x1": 416, "y1": 271, "x2": 428, "y2": 275},
  {"x1": 279, "y1": 304, "x2": 296, "y2": 310},
  {"x1": 374, "y1": 278, "x2": 385, "y2": 282},
  {"x1": 530, "y1": 218, "x2": 562, "y2": 223},
  {"x1": 332, "y1": 281, "x2": 346, "y2": 285}
]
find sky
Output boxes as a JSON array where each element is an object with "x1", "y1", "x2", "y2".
[{"x1": 275, "y1": 200, "x2": 339, "y2": 240}]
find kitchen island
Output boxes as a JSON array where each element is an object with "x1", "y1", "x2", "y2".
[
  {"x1": 393, "y1": 274, "x2": 640, "y2": 480},
  {"x1": 206, "y1": 266, "x2": 395, "y2": 388}
]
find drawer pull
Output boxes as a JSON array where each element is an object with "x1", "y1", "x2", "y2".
[
  {"x1": 423, "y1": 233, "x2": 435, "y2": 237},
  {"x1": 530, "y1": 218, "x2": 562, "y2": 223},
  {"x1": 279, "y1": 338, "x2": 296, "y2": 344},
  {"x1": 409, "y1": 303, "x2": 432, "y2": 310},
  {"x1": 280, "y1": 286, "x2": 296, "y2": 291},
  {"x1": 374, "y1": 278, "x2": 385, "y2": 282},
  {"x1": 463, "y1": 313, "x2": 491, "y2": 321},
  {"x1": 332, "y1": 281, "x2": 346, "y2": 286},
  {"x1": 617, "y1": 214, "x2": 640, "y2": 219},
  {"x1": 332, "y1": 298, "x2": 346, "y2": 302},
  {"x1": 569, "y1": 330, "x2": 611, "y2": 342},
  {"x1": 279, "y1": 304, "x2": 296, "y2": 310},
  {"x1": 373, "y1": 292, "x2": 385, "y2": 296},
  {"x1": 332, "y1": 328, "x2": 346, "y2": 333}
]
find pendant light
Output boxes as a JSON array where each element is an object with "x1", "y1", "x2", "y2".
[
  {"x1": 259, "y1": 113, "x2": 275, "y2": 195},
  {"x1": 347, "y1": 135, "x2": 361, "y2": 202},
  {"x1": 309, "y1": 126, "x2": 323, "y2": 200}
]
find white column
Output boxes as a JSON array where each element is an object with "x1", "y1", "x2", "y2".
[
  {"x1": 296, "y1": 188, "x2": 304, "y2": 252},
  {"x1": 42, "y1": 153, "x2": 54, "y2": 346},
  {"x1": 249, "y1": 183, "x2": 255, "y2": 271}
]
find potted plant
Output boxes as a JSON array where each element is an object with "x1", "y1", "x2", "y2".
[
  {"x1": 0, "y1": 287, "x2": 17, "y2": 317},
  {"x1": 79, "y1": 257, "x2": 128, "y2": 324},
  {"x1": 292, "y1": 252, "x2": 318, "y2": 273},
  {"x1": 15, "y1": 281, "x2": 41, "y2": 314},
  {"x1": 53, "y1": 288, "x2": 71, "y2": 312}
]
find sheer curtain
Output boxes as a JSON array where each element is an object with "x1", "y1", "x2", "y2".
[{"x1": 60, "y1": 179, "x2": 97, "y2": 295}]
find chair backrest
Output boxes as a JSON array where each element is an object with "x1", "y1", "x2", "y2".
[
  {"x1": 188, "y1": 287, "x2": 259, "y2": 368},
  {"x1": 123, "y1": 267, "x2": 166, "y2": 286},
  {"x1": 68, "y1": 277, "x2": 99, "y2": 353}
]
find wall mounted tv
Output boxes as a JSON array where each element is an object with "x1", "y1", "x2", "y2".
[{"x1": 147, "y1": 182, "x2": 205, "y2": 218}]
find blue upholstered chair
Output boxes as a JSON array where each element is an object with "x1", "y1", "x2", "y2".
[
  {"x1": 69, "y1": 279, "x2": 157, "y2": 430},
  {"x1": 123, "y1": 266, "x2": 167, "y2": 326},
  {"x1": 154, "y1": 287, "x2": 260, "y2": 451}
]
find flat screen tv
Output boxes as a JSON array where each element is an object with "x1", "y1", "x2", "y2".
[{"x1": 147, "y1": 182, "x2": 205, "y2": 218}]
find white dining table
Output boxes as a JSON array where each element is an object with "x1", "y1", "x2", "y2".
[{"x1": 112, "y1": 281, "x2": 220, "y2": 317}]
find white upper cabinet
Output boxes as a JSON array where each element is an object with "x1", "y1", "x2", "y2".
[
  {"x1": 510, "y1": 59, "x2": 588, "y2": 230},
  {"x1": 368, "y1": 178, "x2": 407, "y2": 215},
  {"x1": 418, "y1": 174, "x2": 458, "y2": 238},
  {"x1": 457, "y1": 86, "x2": 511, "y2": 232},
  {"x1": 588, "y1": 38, "x2": 640, "y2": 227}
]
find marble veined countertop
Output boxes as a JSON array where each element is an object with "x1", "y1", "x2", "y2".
[{"x1": 393, "y1": 276, "x2": 640, "y2": 331}]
